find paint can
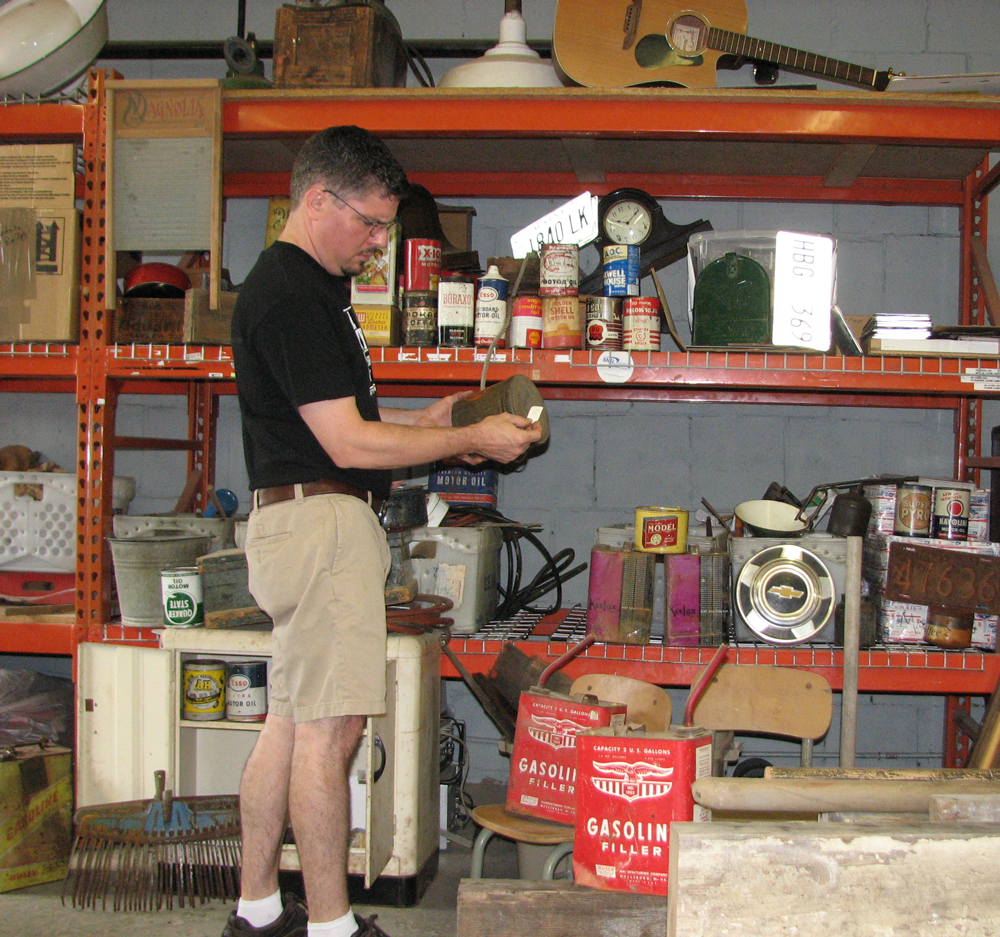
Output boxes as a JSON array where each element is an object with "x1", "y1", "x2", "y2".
[
  {"x1": 402, "y1": 291, "x2": 437, "y2": 346},
  {"x1": 634, "y1": 506, "x2": 688, "y2": 554},
  {"x1": 509, "y1": 295, "x2": 543, "y2": 348},
  {"x1": 623, "y1": 297, "x2": 661, "y2": 351},
  {"x1": 225, "y1": 660, "x2": 269, "y2": 722},
  {"x1": 474, "y1": 265, "x2": 508, "y2": 348},
  {"x1": 539, "y1": 243, "x2": 579, "y2": 295},
  {"x1": 603, "y1": 244, "x2": 640, "y2": 296},
  {"x1": 182, "y1": 658, "x2": 226, "y2": 721},
  {"x1": 161, "y1": 566, "x2": 204, "y2": 628},
  {"x1": 541, "y1": 295, "x2": 582, "y2": 349},
  {"x1": 404, "y1": 238, "x2": 441, "y2": 292},
  {"x1": 437, "y1": 275, "x2": 475, "y2": 346},
  {"x1": 893, "y1": 483, "x2": 933, "y2": 537},
  {"x1": 931, "y1": 487, "x2": 970, "y2": 541},
  {"x1": 585, "y1": 296, "x2": 623, "y2": 350}
]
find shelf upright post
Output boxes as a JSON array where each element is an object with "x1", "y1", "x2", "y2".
[{"x1": 187, "y1": 381, "x2": 219, "y2": 514}]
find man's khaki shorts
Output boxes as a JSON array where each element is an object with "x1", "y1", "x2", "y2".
[{"x1": 244, "y1": 490, "x2": 391, "y2": 721}]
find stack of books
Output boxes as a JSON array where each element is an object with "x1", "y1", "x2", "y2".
[{"x1": 862, "y1": 314, "x2": 1000, "y2": 357}]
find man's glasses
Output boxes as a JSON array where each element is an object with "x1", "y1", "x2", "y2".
[{"x1": 324, "y1": 190, "x2": 399, "y2": 238}]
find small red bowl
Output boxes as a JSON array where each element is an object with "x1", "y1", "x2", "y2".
[{"x1": 123, "y1": 262, "x2": 191, "y2": 299}]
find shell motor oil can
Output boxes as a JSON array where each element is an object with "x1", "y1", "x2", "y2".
[
  {"x1": 573, "y1": 725, "x2": 712, "y2": 895},
  {"x1": 506, "y1": 687, "x2": 627, "y2": 825}
]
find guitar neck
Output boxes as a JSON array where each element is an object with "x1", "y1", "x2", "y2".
[{"x1": 708, "y1": 27, "x2": 889, "y2": 90}]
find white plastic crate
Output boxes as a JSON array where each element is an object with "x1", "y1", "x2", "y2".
[{"x1": 0, "y1": 472, "x2": 76, "y2": 572}]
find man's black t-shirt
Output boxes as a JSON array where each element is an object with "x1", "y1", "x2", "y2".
[{"x1": 232, "y1": 241, "x2": 391, "y2": 499}]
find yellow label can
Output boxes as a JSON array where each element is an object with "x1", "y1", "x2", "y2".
[
  {"x1": 635, "y1": 506, "x2": 688, "y2": 553},
  {"x1": 182, "y1": 658, "x2": 226, "y2": 721}
]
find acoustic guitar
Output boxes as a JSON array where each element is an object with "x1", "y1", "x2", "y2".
[{"x1": 552, "y1": 0, "x2": 892, "y2": 91}]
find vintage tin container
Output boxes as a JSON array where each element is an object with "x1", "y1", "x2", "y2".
[
  {"x1": 603, "y1": 244, "x2": 640, "y2": 296},
  {"x1": 932, "y1": 487, "x2": 970, "y2": 542},
  {"x1": 437, "y1": 275, "x2": 474, "y2": 346},
  {"x1": 226, "y1": 660, "x2": 269, "y2": 722},
  {"x1": 573, "y1": 725, "x2": 712, "y2": 895},
  {"x1": 161, "y1": 566, "x2": 204, "y2": 628},
  {"x1": 585, "y1": 296, "x2": 623, "y2": 350},
  {"x1": 539, "y1": 243, "x2": 579, "y2": 295},
  {"x1": 182, "y1": 658, "x2": 226, "y2": 721},
  {"x1": 509, "y1": 295, "x2": 544, "y2": 347},
  {"x1": 623, "y1": 297, "x2": 661, "y2": 351},
  {"x1": 635, "y1": 506, "x2": 688, "y2": 554},
  {"x1": 924, "y1": 608, "x2": 974, "y2": 649},
  {"x1": 402, "y1": 291, "x2": 437, "y2": 346},
  {"x1": 404, "y1": 238, "x2": 441, "y2": 292},
  {"x1": 474, "y1": 265, "x2": 508, "y2": 348},
  {"x1": 506, "y1": 688, "x2": 627, "y2": 824},
  {"x1": 541, "y1": 295, "x2": 582, "y2": 349},
  {"x1": 894, "y1": 483, "x2": 933, "y2": 537}
]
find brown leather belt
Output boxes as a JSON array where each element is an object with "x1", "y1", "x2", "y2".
[{"x1": 254, "y1": 479, "x2": 384, "y2": 515}]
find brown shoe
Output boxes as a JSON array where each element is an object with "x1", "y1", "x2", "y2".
[
  {"x1": 221, "y1": 893, "x2": 308, "y2": 937},
  {"x1": 351, "y1": 912, "x2": 392, "y2": 937}
]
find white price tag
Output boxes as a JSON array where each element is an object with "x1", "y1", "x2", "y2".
[
  {"x1": 771, "y1": 231, "x2": 835, "y2": 351},
  {"x1": 510, "y1": 192, "x2": 599, "y2": 258}
]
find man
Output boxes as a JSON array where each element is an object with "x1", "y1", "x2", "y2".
[{"x1": 225, "y1": 125, "x2": 541, "y2": 937}]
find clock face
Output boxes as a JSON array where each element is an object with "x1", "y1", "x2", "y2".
[{"x1": 603, "y1": 199, "x2": 653, "y2": 245}]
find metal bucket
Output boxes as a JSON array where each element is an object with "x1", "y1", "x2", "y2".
[{"x1": 108, "y1": 532, "x2": 213, "y2": 627}]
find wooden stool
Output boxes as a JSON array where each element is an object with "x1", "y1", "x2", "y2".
[{"x1": 469, "y1": 804, "x2": 574, "y2": 880}]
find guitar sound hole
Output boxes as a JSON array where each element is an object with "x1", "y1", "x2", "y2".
[{"x1": 634, "y1": 33, "x2": 703, "y2": 69}]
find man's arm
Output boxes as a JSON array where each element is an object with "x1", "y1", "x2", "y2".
[
  {"x1": 379, "y1": 391, "x2": 471, "y2": 428},
  {"x1": 299, "y1": 395, "x2": 541, "y2": 471}
]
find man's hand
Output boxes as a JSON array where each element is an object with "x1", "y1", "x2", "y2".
[
  {"x1": 413, "y1": 390, "x2": 474, "y2": 428},
  {"x1": 464, "y1": 412, "x2": 543, "y2": 464}
]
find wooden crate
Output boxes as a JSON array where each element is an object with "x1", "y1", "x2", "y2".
[
  {"x1": 272, "y1": 3, "x2": 407, "y2": 89},
  {"x1": 198, "y1": 548, "x2": 272, "y2": 630},
  {"x1": 113, "y1": 289, "x2": 237, "y2": 344}
]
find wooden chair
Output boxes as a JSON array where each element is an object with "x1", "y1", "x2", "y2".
[
  {"x1": 469, "y1": 675, "x2": 671, "y2": 879},
  {"x1": 689, "y1": 662, "x2": 833, "y2": 776}
]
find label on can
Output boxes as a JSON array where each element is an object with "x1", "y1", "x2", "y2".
[
  {"x1": 932, "y1": 487, "x2": 970, "y2": 541},
  {"x1": 182, "y1": 659, "x2": 226, "y2": 721},
  {"x1": 402, "y1": 291, "x2": 437, "y2": 346},
  {"x1": 542, "y1": 295, "x2": 582, "y2": 349},
  {"x1": 603, "y1": 244, "x2": 640, "y2": 297},
  {"x1": 635, "y1": 506, "x2": 688, "y2": 553},
  {"x1": 404, "y1": 238, "x2": 441, "y2": 292},
  {"x1": 226, "y1": 660, "x2": 268, "y2": 722},
  {"x1": 586, "y1": 296, "x2": 623, "y2": 350},
  {"x1": 623, "y1": 297, "x2": 661, "y2": 351},
  {"x1": 539, "y1": 243, "x2": 580, "y2": 295},
  {"x1": 894, "y1": 483, "x2": 932, "y2": 537},
  {"x1": 474, "y1": 273, "x2": 508, "y2": 347},
  {"x1": 161, "y1": 567, "x2": 204, "y2": 628},
  {"x1": 437, "y1": 276, "x2": 474, "y2": 346},
  {"x1": 510, "y1": 295, "x2": 543, "y2": 348}
]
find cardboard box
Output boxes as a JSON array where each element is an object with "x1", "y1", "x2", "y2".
[
  {"x1": 0, "y1": 208, "x2": 80, "y2": 342},
  {"x1": 0, "y1": 743, "x2": 73, "y2": 893},
  {"x1": 113, "y1": 289, "x2": 237, "y2": 344},
  {"x1": 0, "y1": 144, "x2": 75, "y2": 209}
]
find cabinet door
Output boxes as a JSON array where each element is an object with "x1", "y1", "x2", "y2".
[
  {"x1": 76, "y1": 643, "x2": 175, "y2": 807},
  {"x1": 365, "y1": 658, "x2": 396, "y2": 887}
]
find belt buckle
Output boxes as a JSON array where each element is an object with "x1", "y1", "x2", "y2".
[{"x1": 376, "y1": 496, "x2": 389, "y2": 525}]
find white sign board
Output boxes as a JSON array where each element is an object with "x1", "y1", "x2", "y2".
[
  {"x1": 510, "y1": 192, "x2": 599, "y2": 258},
  {"x1": 771, "y1": 231, "x2": 836, "y2": 351}
]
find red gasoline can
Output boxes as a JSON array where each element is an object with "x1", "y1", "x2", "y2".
[
  {"x1": 506, "y1": 688, "x2": 627, "y2": 824},
  {"x1": 573, "y1": 725, "x2": 712, "y2": 895}
]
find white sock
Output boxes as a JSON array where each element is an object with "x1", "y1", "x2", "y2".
[
  {"x1": 236, "y1": 890, "x2": 284, "y2": 929},
  {"x1": 308, "y1": 908, "x2": 359, "y2": 937}
]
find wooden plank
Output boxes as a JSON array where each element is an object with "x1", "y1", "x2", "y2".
[
  {"x1": 204, "y1": 606, "x2": 272, "y2": 629},
  {"x1": 668, "y1": 821, "x2": 1000, "y2": 937},
  {"x1": 971, "y1": 232, "x2": 1000, "y2": 327},
  {"x1": 769, "y1": 766, "x2": 1000, "y2": 781},
  {"x1": 930, "y1": 793, "x2": 1000, "y2": 822},
  {"x1": 457, "y1": 879, "x2": 666, "y2": 937},
  {"x1": 823, "y1": 143, "x2": 878, "y2": 188}
]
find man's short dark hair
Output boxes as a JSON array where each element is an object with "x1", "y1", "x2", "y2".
[{"x1": 290, "y1": 125, "x2": 409, "y2": 206}]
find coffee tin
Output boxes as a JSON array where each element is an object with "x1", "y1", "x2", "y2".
[
  {"x1": 226, "y1": 660, "x2": 269, "y2": 722},
  {"x1": 539, "y1": 243, "x2": 579, "y2": 295},
  {"x1": 603, "y1": 244, "x2": 640, "y2": 296},
  {"x1": 925, "y1": 608, "x2": 974, "y2": 649},
  {"x1": 402, "y1": 291, "x2": 437, "y2": 346},
  {"x1": 634, "y1": 506, "x2": 688, "y2": 554},
  {"x1": 585, "y1": 296, "x2": 623, "y2": 350},
  {"x1": 541, "y1": 295, "x2": 582, "y2": 349},
  {"x1": 474, "y1": 266, "x2": 508, "y2": 348},
  {"x1": 509, "y1": 295, "x2": 543, "y2": 348},
  {"x1": 182, "y1": 658, "x2": 226, "y2": 721},
  {"x1": 623, "y1": 297, "x2": 661, "y2": 351},
  {"x1": 894, "y1": 483, "x2": 932, "y2": 537},
  {"x1": 932, "y1": 487, "x2": 970, "y2": 542},
  {"x1": 404, "y1": 238, "x2": 441, "y2": 292},
  {"x1": 161, "y1": 567, "x2": 204, "y2": 628},
  {"x1": 437, "y1": 275, "x2": 474, "y2": 346}
]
